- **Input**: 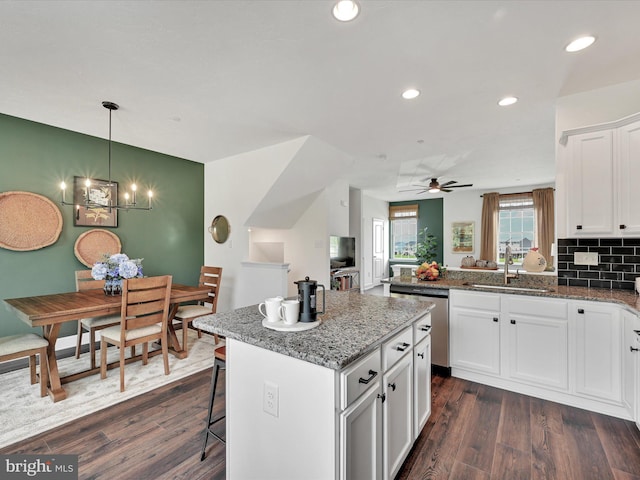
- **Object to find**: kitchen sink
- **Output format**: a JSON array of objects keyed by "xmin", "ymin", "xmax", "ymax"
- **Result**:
[{"xmin": 463, "ymin": 283, "xmax": 554, "ymax": 293}]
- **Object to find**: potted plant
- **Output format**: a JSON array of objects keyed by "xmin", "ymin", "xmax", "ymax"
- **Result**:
[
  {"xmin": 415, "ymin": 227, "xmax": 438, "ymax": 264},
  {"xmin": 414, "ymin": 227, "xmax": 446, "ymax": 280}
]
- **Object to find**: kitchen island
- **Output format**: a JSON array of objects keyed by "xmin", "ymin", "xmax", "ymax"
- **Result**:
[{"xmin": 193, "ymin": 290, "xmax": 434, "ymax": 480}]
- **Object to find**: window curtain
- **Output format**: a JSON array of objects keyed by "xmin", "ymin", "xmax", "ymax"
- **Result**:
[
  {"xmin": 480, "ymin": 192, "xmax": 499, "ymax": 262},
  {"xmin": 533, "ymin": 187, "xmax": 555, "ymax": 264}
]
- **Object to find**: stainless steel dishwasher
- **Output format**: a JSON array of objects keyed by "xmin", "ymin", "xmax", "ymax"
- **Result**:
[{"xmin": 389, "ymin": 285, "xmax": 450, "ymax": 376}]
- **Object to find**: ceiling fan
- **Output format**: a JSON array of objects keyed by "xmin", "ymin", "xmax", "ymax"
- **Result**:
[{"xmin": 400, "ymin": 177, "xmax": 474, "ymax": 194}]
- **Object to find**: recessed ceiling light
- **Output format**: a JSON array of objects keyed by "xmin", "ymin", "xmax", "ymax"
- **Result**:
[
  {"xmin": 565, "ymin": 35, "xmax": 596, "ymax": 52},
  {"xmin": 332, "ymin": 1, "xmax": 359, "ymax": 22},
  {"xmin": 498, "ymin": 96, "xmax": 518, "ymax": 107},
  {"xmin": 402, "ymin": 89, "xmax": 420, "ymax": 100}
]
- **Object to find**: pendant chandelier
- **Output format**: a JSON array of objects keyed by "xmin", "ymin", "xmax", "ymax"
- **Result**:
[{"xmin": 60, "ymin": 101, "xmax": 153, "ymax": 211}]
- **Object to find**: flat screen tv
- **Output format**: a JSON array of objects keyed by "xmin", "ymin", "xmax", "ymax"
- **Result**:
[{"xmin": 330, "ymin": 236, "xmax": 356, "ymax": 270}]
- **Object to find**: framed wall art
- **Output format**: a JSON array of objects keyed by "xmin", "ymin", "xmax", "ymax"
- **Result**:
[
  {"xmin": 73, "ymin": 176, "xmax": 118, "ymax": 227},
  {"xmin": 451, "ymin": 221, "xmax": 474, "ymax": 253}
]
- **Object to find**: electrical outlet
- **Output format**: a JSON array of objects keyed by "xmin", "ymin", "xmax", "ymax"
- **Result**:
[
  {"xmin": 263, "ymin": 381, "xmax": 279, "ymax": 417},
  {"xmin": 574, "ymin": 251, "xmax": 598, "ymax": 266}
]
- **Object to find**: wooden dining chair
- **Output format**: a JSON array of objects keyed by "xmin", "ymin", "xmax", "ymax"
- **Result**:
[
  {"xmin": 74, "ymin": 270, "xmax": 122, "ymax": 369},
  {"xmin": 173, "ymin": 266, "xmax": 222, "ymax": 354},
  {"xmin": 0, "ymin": 334, "xmax": 49, "ymax": 397},
  {"xmin": 100, "ymin": 275, "xmax": 172, "ymax": 392}
]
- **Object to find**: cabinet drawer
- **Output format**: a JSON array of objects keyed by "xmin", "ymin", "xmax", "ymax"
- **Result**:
[
  {"xmin": 383, "ymin": 327, "xmax": 413, "ymax": 371},
  {"xmin": 507, "ymin": 295, "xmax": 567, "ymax": 319},
  {"xmin": 340, "ymin": 348, "xmax": 381, "ymax": 410},
  {"xmin": 451, "ymin": 290, "xmax": 500, "ymax": 311},
  {"xmin": 413, "ymin": 313, "xmax": 432, "ymax": 344}
]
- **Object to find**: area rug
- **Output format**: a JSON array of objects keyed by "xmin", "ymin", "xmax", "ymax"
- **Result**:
[{"xmin": 0, "ymin": 330, "xmax": 219, "ymax": 449}]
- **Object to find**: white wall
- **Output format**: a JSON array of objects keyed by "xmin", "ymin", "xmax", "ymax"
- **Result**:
[
  {"xmin": 361, "ymin": 194, "xmax": 389, "ymax": 289},
  {"xmin": 205, "ymin": 137, "xmax": 349, "ymax": 310},
  {"xmin": 204, "ymin": 139, "xmax": 297, "ymax": 312},
  {"xmin": 556, "ymin": 79, "xmax": 640, "ymax": 135},
  {"xmin": 250, "ymin": 190, "xmax": 333, "ymax": 298},
  {"xmin": 328, "ymin": 178, "xmax": 350, "ymax": 238}
]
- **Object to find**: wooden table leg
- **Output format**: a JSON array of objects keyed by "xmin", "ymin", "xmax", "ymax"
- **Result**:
[
  {"xmin": 166, "ymin": 303, "xmax": 188, "ymax": 359},
  {"xmin": 43, "ymin": 324, "xmax": 67, "ymax": 402}
]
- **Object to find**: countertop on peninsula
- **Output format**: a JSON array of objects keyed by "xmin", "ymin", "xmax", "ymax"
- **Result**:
[
  {"xmin": 193, "ymin": 291, "xmax": 434, "ymax": 371},
  {"xmin": 384, "ymin": 276, "xmax": 640, "ymax": 315}
]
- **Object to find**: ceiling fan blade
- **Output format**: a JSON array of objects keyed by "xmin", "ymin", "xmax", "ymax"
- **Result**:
[
  {"xmin": 399, "ymin": 188, "xmax": 428, "ymax": 194},
  {"xmin": 446, "ymin": 183, "xmax": 474, "ymax": 188},
  {"xmin": 440, "ymin": 188, "xmax": 453, "ymax": 193},
  {"xmin": 439, "ymin": 180, "xmax": 457, "ymax": 188}
]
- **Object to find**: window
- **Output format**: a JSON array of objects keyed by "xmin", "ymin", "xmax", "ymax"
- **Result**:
[
  {"xmin": 390, "ymin": 204, "xmax": 418, "ymax": 260},
  {"xmin": 498, "ymin": 193, "xmax": 534, "ymax": 265}
]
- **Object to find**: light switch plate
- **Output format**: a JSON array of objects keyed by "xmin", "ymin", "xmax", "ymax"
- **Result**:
[{"xmin": 574, "ymin": 251, "xmax": 598, "ymax": 266}]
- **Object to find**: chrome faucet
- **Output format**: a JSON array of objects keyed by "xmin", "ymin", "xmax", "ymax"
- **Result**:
[{"xmin": 504, "ymin": 243, "xmax": 518, "ymax": 285}]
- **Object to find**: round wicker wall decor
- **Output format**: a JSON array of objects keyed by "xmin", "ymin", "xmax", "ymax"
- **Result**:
[
  {"xmin": 0, "ymin": 191, "xmax": 63, "ymax": 251},
  {"xmin": 74, "ymin": 229, "xmax": 122, "ymax": 267}
]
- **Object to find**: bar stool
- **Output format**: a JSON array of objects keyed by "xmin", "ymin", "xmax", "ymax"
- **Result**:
[{"xmin": 200, "ymin": 345, "xmax": 226, "ymax": 461}]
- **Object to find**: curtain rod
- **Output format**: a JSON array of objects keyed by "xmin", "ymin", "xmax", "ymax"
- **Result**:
[{"xmin": 479, "ymin": 188, "xmax": 554, "ymax": 198}]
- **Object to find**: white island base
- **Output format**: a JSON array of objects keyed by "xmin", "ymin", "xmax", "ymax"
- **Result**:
[{"xmin": 226, "ymin": 338, "xmax": 337, "ymax": 479}]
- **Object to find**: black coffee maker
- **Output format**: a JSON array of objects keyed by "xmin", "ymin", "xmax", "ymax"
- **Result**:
[{"xmin": 295, "ymin": 276, "xmax": 325, "ymax": 322}]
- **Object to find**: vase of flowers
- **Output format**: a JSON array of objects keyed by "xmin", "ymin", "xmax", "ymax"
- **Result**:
[{"xmin": 91, "ymin": 253, "xmax": 144, "ymax": 295}]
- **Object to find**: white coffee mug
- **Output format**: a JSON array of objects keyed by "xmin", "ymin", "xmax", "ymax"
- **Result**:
[
  {"xmin": 258, "ymin": 296, "xmax": 283, "ymax": 323},
  {"xmin": 278, "ymin": 300, "xmax": 300, "ymax": 325}
]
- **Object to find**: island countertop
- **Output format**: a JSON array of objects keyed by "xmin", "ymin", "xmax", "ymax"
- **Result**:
[{"xmin": 193, "ymin": 290, "xmax": 434, "ymax": 370}]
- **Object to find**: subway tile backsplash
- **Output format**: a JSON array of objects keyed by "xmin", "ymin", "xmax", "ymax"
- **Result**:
[{"xmin": 557, "ymin": 238, "xmax": 640, "ymax": 290}]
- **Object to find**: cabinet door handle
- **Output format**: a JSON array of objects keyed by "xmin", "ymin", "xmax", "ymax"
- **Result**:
[
  {"xmin": 577, "ymin": 225, "xmax": 583, "ymax": 230},
  {"xmin": 377, "ymin": 393, "xmax": 386, "ymax": 403},
  {"xmin": 510, "ymin": 319, "xmax": 516, "ymax": 325},
  {"xmin": 493, "ymin": 317, "xmax": 499, "ymax": 322},
  {"xmin": 620, "ymin": 224, "xmax": 627, "ymax": 229},
  {"xmin": 358, "ymin": 369, "xmax": 378, "ymax": 384},
  {"xmin": 631, "ymin": 346, "xmax": 639, "ymax": 353},
  {"xmin": 420, "ymin": 325, "xmax": 431, "ymax": 332},
  {"xmin": 396, "ymin": 342, "xmax": 410, "ymax": 352},
  {"xmin": 417, "ymin": 352, "xmax": 424, "ymax": 359},
  {"xmin": 577, "ymin": 308, "xmax": 584, "ymax": 314},
  {"xmin": 388, "ymin": 382, "xmax": 396, "ymax": 391}
]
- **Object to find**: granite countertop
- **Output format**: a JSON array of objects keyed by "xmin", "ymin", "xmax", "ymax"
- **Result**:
[
  {"xmin": 385, "ymin": 276, "xmax": 640, "ymax": 315},
  {"xmin": 193, "ymin": 291, "xmax": 434, "ymax": 371}
]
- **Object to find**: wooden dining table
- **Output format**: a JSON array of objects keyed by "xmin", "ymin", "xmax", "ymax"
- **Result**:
[{"xmin": 3, "ymin": 284, "xmax": 211, "ymax": 402}]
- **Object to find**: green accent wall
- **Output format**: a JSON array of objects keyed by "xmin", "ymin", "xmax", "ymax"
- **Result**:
[
  {"xmin": 0, "ymin": 113, "xmax": 204, "ymax": 339},
  {"xmin": 389, "ymin": 198, "xmax": 444, "ymax": 265}
]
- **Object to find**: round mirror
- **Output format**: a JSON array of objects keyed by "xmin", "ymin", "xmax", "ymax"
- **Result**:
[{"xmin": 209, "ymin": 215, "xmax": 230, "ymax": 244}]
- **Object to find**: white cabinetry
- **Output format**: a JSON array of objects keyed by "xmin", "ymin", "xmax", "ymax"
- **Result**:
[
  {"xmin": 560, "ymin": 112, "xmax": 640, "ymax": 237},
  {"xmin": 617, "ymin": 120, "xmax": 640, "ymax": 235},
  {"xmin": 340, "ymin": 382, "xmax": 383, "ymax": 480},
  {"xmin": 340, "ymin": 313, "xmax": 432, "ymax": 480},
  {"xmin": 565, "ymin": 130, "xmax": 615, "ymax": 236},
  {"xmin": 623, "ymin": 310, "xmax": 640, "ymax": 420},
  {"xmin": 450, "ymin": 290, "xmax": 633, "ymax": 420},
  {"xmin": 413, "ymin": 336, "xmax": 431, "ymax": 439},
  {"xmin": 572, "ymin": 301, "xmax": 622, "ymax": 404},
  {"xmin": 382, "ymin": 352, "xmax": 413, "ymax": 480},
  {"xmin": 450, "ymin": 290, "xmax": 501, "ymax": 376},
  {"xmin": 503, "ymin": 296, "xmax": 568, "ymax": 391}
]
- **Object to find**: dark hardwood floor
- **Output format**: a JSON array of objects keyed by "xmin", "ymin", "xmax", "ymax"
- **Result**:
[{"xmin": 2, "ymin": 370, "xmax": 640, "ymax": 480}]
